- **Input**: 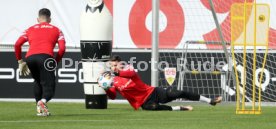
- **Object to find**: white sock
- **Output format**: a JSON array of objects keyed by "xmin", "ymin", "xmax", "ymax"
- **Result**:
[
  {"xmin": 41, "ymin": 99, "xmax": 47, "ymax": 103},
  {"xmin": 171, "ymin": 106, "xmax": 181, "ymax": 111},
  {"xmin": 199, "ymin": 96, "xmax": 211, "ymax": 103}
]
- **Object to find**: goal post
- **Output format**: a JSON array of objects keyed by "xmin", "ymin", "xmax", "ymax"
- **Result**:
[
  {"xmin": 151, "ymin": 0, "xmax": 160, "ymax": 87},
  {"xmin": 155, "ymin": 0, "xmax": 276, "ymax": 113},
  {"xmin": 159, "ymin": 43, "xmax": 234, "ymax": 101}
]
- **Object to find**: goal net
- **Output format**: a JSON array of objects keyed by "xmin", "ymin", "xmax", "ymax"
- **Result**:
[{"xmin": 158, "ymin": 0, "xmax": 276, "ymax": 103}]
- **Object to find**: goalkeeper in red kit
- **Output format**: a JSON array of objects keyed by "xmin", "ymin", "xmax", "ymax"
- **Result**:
[
  {"xmin": 14, "ymin": 8, "xmax": 66, "ymax": 116},
  {"xmin": 105, "ymin": 55, "xmax": 222, "ymax": 111}
]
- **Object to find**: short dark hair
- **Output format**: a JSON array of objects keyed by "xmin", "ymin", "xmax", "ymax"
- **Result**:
[
  {"xmin": 110, "ymin": 55, "xmax": 121, "ymax": 62},
  {"xmin": 39, "ymin": 8, "xmax": 51, "ymax": 18}
]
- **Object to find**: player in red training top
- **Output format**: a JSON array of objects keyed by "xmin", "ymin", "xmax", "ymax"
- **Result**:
[
  {"xmin": 14, "ymin": 8, "xmax": 66, "ymax": 116},
  {"xmin": 105, "ymin": 55, "xmax": 222, "ymax": 111}
]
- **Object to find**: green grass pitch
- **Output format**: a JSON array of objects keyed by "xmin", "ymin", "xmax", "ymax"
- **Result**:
[{"xmin": 0, "ymin": 102, "xmax": 275, "ymax": 129}]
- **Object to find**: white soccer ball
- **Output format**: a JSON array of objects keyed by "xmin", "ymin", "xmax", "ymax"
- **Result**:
[{"xmin": 98, "ymin": 72, "xmax": 113, "ymax": 89}]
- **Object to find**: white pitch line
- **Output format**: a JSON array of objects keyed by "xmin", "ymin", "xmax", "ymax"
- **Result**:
[
  {"xmin": 0, "ymin": 98, "xmax": 128, "ymax": 104},
  {"xmin": 0, "ymin": 120, "xmax": 114, "ymax": 123},
  {"xmin": 0, "ymin": 117, "xmax": 216, "ymax": 123},
  {"xmin": 0, "ymin": 119, "xmax": 153, "ymax": 123}
]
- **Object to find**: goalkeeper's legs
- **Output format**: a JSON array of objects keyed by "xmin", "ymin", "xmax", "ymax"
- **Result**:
[
  {"xmin": 26, "ymin": 54, "xmax": 56, "ymax": 116},
  {"xmin": 33, "ymin": 82, "xmax": 42, "ymax": 103},
  {"xmin": 141, "ymin": 87, "xmax": 193, "ymax": 111},
  {"xmin": 26, "ymin": 56, "xmax": 43, "ymax": 103},
  {"xmin": 28, "ymin": 54, "xmax": 56, "ymax": 102},
  {"xmin": 37, "ymin": 68, "xmax": 55, "ymax": 115},
  {"xmin": 141, "ymin": 100, "xmax": 193, "ymax": 111},
  {"xmin": 27, "ymin": 54, "xmax": 56, "ymax": 102},
  {"xmin": 165, "ymin": 87, "xmax": 222, "ymax": 106},
  {"xmin": 166, "ymin": 87, "xmax": 200, "ymax": 101},
  {"xmin": 39, "ymin": 64, "xmax": 56, "ymax": 102},
  {"xmin": 142, "ymin": 103, "xmax": 173, "ymax": 110}
]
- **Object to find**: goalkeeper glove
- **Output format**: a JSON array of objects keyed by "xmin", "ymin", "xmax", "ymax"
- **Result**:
[
  {"xmin": 18, "ymin": 59, "xmax": 31, "ymax": 76},
  {"xmin": 112, "ymin": 72, "xmax": 119, "ymax": 76}
]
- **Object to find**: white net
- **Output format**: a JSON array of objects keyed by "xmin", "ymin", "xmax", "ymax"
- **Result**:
[
  {"xmin": 159, "ymin": 44, "xmax": 234, "ymax": 101},
  {"xmin": 158, "ymin": 0, "xmax": 276, "ymax": 102}
]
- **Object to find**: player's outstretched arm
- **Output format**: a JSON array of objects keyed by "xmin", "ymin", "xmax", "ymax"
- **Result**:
[{"xmin": 105, "ymin": 87, "xmax": 117, "ymax": 100}]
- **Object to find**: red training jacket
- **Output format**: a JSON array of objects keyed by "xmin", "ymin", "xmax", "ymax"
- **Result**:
[
  {"xmin": 14, "ymin": 22, "xmax": 66, "ymax": 62},
  {"xmin": 106, "ymin": 65, "xmax": 155, "ymax": 110}
]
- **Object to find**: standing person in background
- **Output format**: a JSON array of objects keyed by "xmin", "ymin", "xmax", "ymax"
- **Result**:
[{"xmin": 14, "ymin": 8, "xmax": 66, "ymax": 116}]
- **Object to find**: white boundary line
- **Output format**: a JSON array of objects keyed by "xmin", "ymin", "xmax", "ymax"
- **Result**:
[
  {"xmin": 0, "ymin": 98, "xmax": 128, "ymax": 104},
  {"xmin": 0, "ymin": 118, "xmax": 198, "ymax": 123},
  {"xmin": 0, "ymin": 120, "xmax": 116, "ymax": 123}
]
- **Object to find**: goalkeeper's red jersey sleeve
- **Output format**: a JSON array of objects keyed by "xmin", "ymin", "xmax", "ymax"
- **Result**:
[
  {"xmin": 14, "ymin": 22, "xmax": 66, "ymax": 62},
  {"xmin": 106, "ymin": 87, "xmax": 117, "ymax": 100},
  {"xmin": 117, "ymin": 65, "xmax": 136, "ymax": 77},
  {"xmin": 111, "ymin": 65, "xmax": 155, "ymax": 110}
]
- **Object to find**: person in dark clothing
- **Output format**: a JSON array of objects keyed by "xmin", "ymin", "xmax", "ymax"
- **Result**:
[{"xmin": 14, "ymin": 8, "xmax": 66, "ymax": 116}]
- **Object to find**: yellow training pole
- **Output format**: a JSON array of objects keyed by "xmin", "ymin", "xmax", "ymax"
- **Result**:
[
  {"xmin": 257, "ymin": 4, "xmax": 270, "ymax": 114},
  {"xmin": 242, "ymin": 0, "xmax": 247, "ymax": 111},
  {"xmin": 252, "ymin": 1, "xmax": 257, "ymax": 112},
  {"xmin": 231, "ymin": 4, "xmax": 241, "ymax": 113},
  {"xmin": 232, "ymin": 2, "xmax": 269, "ymax": 114}
]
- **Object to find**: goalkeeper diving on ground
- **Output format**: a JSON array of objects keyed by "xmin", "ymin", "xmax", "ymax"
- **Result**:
[{"xmin": 98, "ymin": 55, "xmax": 222, "ymax": 111}]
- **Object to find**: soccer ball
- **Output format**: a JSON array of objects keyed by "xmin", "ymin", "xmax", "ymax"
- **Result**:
[{"xmin": 98, "ymin": 72, "xmax": 113, "ymax": 89}]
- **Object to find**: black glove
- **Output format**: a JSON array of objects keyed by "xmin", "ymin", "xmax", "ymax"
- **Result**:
[{"xmin": 113, "ymin": 72, "xmax": 119, "ymax": 76}]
